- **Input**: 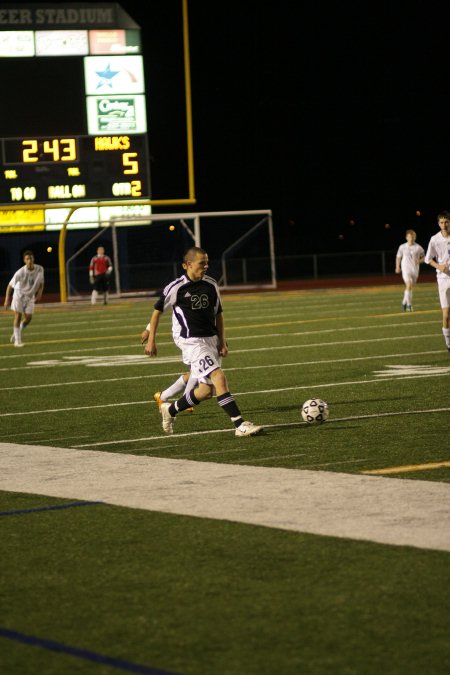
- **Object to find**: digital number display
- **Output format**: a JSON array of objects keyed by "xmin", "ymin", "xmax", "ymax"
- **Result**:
[
  {"xmin": 0, "ymin": 134, "xmax": 151, "ymax": 204},
  {"xmin": 5, "ymin": 138, "xmax": 78, "ymax": 164}
]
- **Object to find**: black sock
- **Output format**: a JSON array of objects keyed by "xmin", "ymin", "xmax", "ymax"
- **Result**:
[
  {"xmin": 217, "ymin": 392, "xmax": 243, "ymax": 428},
  {"xmin": 169, "ymin": 390, "xmax": 200, "ymax": 416}
]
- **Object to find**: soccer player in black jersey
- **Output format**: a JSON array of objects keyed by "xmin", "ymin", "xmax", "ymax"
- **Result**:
[{"xmin": 143, "ymin": 246, "xmax": 262, "ymax": 436}]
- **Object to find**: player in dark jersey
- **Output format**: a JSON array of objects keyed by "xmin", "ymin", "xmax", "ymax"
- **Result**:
[
  {"xmin": 89, "ymin": 246, "xmax": 113, "ymax": 305},
  {"xmin": 143, "ymin": 246, "xmax": 262, "ymax": 437}
]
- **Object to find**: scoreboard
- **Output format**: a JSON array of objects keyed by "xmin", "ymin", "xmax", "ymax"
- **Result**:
[
  {"xmin": 0, "ymin": 2, "xmax": 152, "ymax": 228},
  {"xmin": 0, "ymin": 134, "xmax": 150, "ymax": 204}
]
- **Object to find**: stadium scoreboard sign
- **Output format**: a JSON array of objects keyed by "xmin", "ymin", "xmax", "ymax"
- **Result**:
[
  {"xmin": 0, "ymin": 134, "xmax": 150, "ymax": 204},
  {"xmin": 0, "ymin": 2, "xmax": 151, "ymax": 229}
]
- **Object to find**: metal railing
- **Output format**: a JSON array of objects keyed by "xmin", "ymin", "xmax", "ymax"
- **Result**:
[{"xmin": 1, "ymin": 249, "xmax": 436, "ymax": 299}]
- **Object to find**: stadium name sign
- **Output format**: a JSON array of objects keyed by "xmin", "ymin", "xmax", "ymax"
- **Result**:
[{"xmin": 0, "ymin": 5, "xmax": 118, "ymax": 29}]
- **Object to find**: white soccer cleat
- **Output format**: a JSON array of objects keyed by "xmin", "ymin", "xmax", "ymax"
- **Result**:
[
  {"xmin": 14, "ymin": 342, "xmax": 24, "ymax": 348},
  {"xmin": 160, "ymin": 402, "xmax": 175, "ymax": 434},
  {"xmin": 235, "ymin": 421, "xmax": 263, "ymax": 437}
]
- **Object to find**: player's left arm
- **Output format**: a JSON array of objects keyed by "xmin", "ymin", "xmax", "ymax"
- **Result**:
[
  {"xmin": 216, "ymin": 312, "xmax": 228, "ymax": 357},
  {"xmin": 107, "ymin": 257, "xmax": 113, "ymax": 275},
  {"xmin": 35, "ymin": 273, "xmax": 44, "ymax": 302}
]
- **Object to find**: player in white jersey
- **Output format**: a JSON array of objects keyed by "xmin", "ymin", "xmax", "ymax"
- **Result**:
[
  {"xmin": 4, "ymin": 250, "xmax": 45, "ymax": 347},
  {"xmin": 395, "ymin": 229, "xmax": 425, "ymax": 311},
  {"xmin": 424, "ymin": 211, "xmax": 450, "ymax": 354}
]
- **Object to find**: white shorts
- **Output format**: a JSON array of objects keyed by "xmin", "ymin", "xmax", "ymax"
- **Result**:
[
  {"xmin": 437, "ymin": 275, "xmax": 450, "ymax": 309},
  {"xmin": 11, "ymin": 294, "xmax": 35, "ymax": 314},
  {"xmin": 401, "ymin": 270, "xmax": 419, "ymax": 284},
  {"xmin": 178, "ymin": 335, "xmax": 222, "ymax": 380}
]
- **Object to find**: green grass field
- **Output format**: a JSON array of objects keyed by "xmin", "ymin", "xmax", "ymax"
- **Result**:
[{"xmin": 1, "ymin": 282, "xmax": 449, "ymax": 674}]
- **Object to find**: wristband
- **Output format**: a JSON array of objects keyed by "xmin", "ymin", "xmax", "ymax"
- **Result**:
[{"xmin": 145, "ymin": 323, "xmax": 151, "ymax": 331}]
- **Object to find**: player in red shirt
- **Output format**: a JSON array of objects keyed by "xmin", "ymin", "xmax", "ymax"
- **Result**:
[{"xmin": 89, "ymin": 246, "xmax": 113, "ymax": 305}]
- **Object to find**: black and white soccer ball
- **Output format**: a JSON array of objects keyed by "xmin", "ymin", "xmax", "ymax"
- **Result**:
[{"xmin": 301, "ymin": 398, "xmax": 329, "ymax": 424}]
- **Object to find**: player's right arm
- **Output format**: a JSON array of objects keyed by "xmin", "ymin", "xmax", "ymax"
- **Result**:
[
  {"xmin": 89, "ymin": 257, "xmax": 95, "ymax": 284},
  {"xmin": 3, "ymin": 283, "xmax": 12, "ymax": 308},
  {"xmin": 425, "ymin": 242, "xmax": 447, "ymax": 272},
  {"xmin": 395, "ymin": 245, "xmax": 403, "ymax": 273},
  {"xmin": 144, "ymin": 309, "xmax": 162, "ymax": 356}
]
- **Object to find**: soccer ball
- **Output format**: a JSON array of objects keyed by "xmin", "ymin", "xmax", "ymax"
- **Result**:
[{"xmin": 301, "ymin": 398, "xmax": 329, "ymax": 424}]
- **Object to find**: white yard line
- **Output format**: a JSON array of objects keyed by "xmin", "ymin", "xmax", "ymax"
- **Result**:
[
  {"xmin": 0, "ymin": 349, "xmax": 444, "ymax": 390},
  {"xmin": 1, "ymin": 442, "xmax": 449, "ymax": 553}
]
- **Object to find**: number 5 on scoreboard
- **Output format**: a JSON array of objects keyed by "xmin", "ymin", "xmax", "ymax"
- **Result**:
[{"xmin": 122, "ymin": 152, "xmax": 139, "ymax": 174}]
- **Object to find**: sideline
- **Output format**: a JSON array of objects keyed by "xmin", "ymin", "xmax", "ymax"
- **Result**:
[{"xmin": 1, "ymin": 443, "xmax": 450, "ymax": 553}]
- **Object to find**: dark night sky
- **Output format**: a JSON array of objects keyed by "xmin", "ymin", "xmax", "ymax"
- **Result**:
[
  {"xmin": 120, "ymin": 0, "xmax": 450, "ymax": 255},
  {"xmin": 2, "ymin": 0, "xmax": 450, "ymax": 256}
]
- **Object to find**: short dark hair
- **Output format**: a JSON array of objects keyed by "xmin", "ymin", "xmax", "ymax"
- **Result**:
[
  {"xmin": 437, "ymin": 211, "xmax": 450, "ymax": 221},
  {"xmin": 23, "ymin": 250, "xmax": 34, "ymax": 258},
  {"xmin": 183, "ymin": 246, "xmax": 207, "ymax": 263}
]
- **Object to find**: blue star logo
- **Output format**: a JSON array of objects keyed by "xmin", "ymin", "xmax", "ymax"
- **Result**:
[{"xmin": 95, "ymin": 63, "xmax": 119, "ymax": 89}]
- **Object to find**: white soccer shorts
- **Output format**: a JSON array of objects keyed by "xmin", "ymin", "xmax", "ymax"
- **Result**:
[
  {"xmin": 401, "ymin": 270, "xmax": 419, "ymax": 285},
  {"xmin": 11, "ymin": 294, "xmax": 35, "ymax": 314},
  {"xmin": 178, "ymin": 335, "xmax": 222, "ymax": 380},
  {"xmin": 437, "ymin": 275, "xmax": 450, "ymax": 309}
]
